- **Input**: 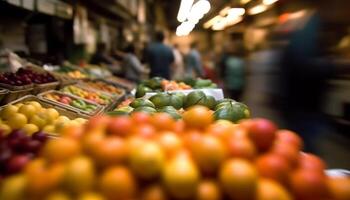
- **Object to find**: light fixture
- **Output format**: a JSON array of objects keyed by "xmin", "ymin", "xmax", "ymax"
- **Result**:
[
  {"xmin": 240, "ymin": 0, "xmax": 252, "ymax": 4},
  {"xmin": 226, "ymin": 16, "xmax": 243, "ymax": 26},
  {"xmin": 263, "ymin": 0, "xmax": 278, "ymax": 5},
  {"xmin": 176, "ymin": 0, "xmax": 211, "ymax": 35},
  {"xmin": 227, "ymin": 8, "xmax": 245, "ymax": 17},
  {"xmin": 248, "ymin": 4, "xmax": 268, "ymax": 15},
  {"xmin": 219, "ymin": 6, "xmax": 231, "ymax": 16},
  {"xmin": 177, "ymin": 0, "xmax": 194, "ymax": 22}
]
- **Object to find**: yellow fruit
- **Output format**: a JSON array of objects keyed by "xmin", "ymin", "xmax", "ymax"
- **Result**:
[
  {"xmin": 22, "ymin": 124, "xmax": 39, "ymax": 135},
  {"xmin": 0, "ymin": 174, "xmax": 27, "ymax": 200},
  {"xmin": 30, "ymin": 115, "xmax": 47, "ymax": 129},
  {"xmin": 45, "ymin": 191, "xmax": 72, "ymax": 200},
  {"xmin": 43, "ymin": 125, "xmax": 56, "ymax": 133},
  {"xmin": 18, "ymin": 104, "xmax": 36, "ymax": 118},
  {"xmin": 27, "ymin": 101, "xmax": 42, "ymax": 112},
  {"xmin": 77, "ymin": 193, "xmax": 105, "ymax": 200},
  {"xmin": 0, "ymin": 105, "xmax": 19, "ymax": 120},
  {"xmin": 56, "ymin": 116, "xmax": 70, "ymax": 123},
  {"xmin": 14, "ymin": 103, "xmax": 24, "ymax": 108},
  {"xmin": 74, "ymin": 118, "xmax": 87, "ymax": 124},
  {"xmin": 0, "ymin": 124, "xmax": 11, "ymax": 135},
  {"xmin": 8, "ymin": 113, "xmax": 27, "ymax": 129},
  {"xmin": 47, "ymin": 108, "xmax": 59, "ymax": 122},
  {"xmin": 63, "ymin": 156, "xmax": 95, "ymax": 194}
]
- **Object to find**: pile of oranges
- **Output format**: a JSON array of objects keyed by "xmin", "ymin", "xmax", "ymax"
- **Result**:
[{"xmin": 0, "ymin": 105, "xmax": 349, "ymax": 200}]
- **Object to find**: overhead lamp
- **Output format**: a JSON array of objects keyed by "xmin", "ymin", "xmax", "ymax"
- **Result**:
[
  {"xmin": 263, "ymin": 0, "xmax": 278, "ymax": 5},
  {"xmin": 195, "ymin": 0, "xmax": 211, "ymax": 15},
  {"xmin": 240, "ymin": 0, "xmax": 252, "ymax": 4},
  {"xmin": 248, "ymin": 4, "xmax": 268, "ymax": 15},
  {"xmin": 176, "ymin": 21, "xmax": 195, "ymax": 36},
  {"xmin": 227, "ymin": 8, "xmax": 245, "ymax": 17},
  {"xmin": 211, "ymin": 16, "xmax": 227, "ymax": 31},
  {"xmin": 219, "ymin": 6, "xmax": 231, "ymax": 16},
  {"xmin": 226, "ymin": 16, "xmax": 243, "ymax": 26},
  {"xmin": 177, "ymin": 0, "xmax": 194, "ymax": 22},
  {"xmin": 204, "ymin": 15, "xmax": 223, "ymax": 29}
]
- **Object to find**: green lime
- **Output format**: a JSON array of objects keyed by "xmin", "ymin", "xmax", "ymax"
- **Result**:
[
  {"xmin": 149, "ymin": 93, "xmax": 171, "ymax": 109},
  {"xmin": 130, "ymin": 98, "xmax": 155, "ymax": 108}
]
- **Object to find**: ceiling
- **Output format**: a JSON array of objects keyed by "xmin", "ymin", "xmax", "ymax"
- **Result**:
[{"xmin": 159, "ymin": 0, "xmax": 228, "ymax": 30}]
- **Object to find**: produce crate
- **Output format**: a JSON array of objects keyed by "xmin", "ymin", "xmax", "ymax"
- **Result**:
[
  {"xmin": 61, "ymin": 84, "xmax": 117, "ymax": 111},
  {"xmin": 105, "ymin": 76, "xmax": 136, "ymax": 92},
  {"xmin": 38, "ymin": 90, "xmax": 103, "ymax": 116},
  {"xmin": 0, "ymin": 82, "xmax": 33, "ymax": 91},
  {"xmin": 80, "ymin": 79, "xmax": 126, "ymax": 98},
  {"xmin": 76, "ymin": 83, "xmax": 124, "ymax": 112},
  {"xmin": 0, "ymin": 87, "xmax": 33, "ymax": 105},
  {"xmin": 50, "ymin": 71, "xmax": 77, "ymax": 88},
  {"xmin": 32, "ymin": 81, "xmax": 60, "ymax": 94},
  {"xmin": 0, "ymin": 95, "xmax": 89, "ymax": 119},
  {"xmin": 0, "ymin": 88, "xmax": 8, "ymax": 103}
]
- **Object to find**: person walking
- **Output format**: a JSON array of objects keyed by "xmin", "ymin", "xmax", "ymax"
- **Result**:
[
  {"xmin": 171, "ymin": 44, "xmax": 184, "ymax": 80},
  {"xmin": 145, "ymin": 31, "xmax": 174, "ymax": 79},
  {"xmin": 185, "ymin": 42, "xmax": 204, "ymax": 78}
]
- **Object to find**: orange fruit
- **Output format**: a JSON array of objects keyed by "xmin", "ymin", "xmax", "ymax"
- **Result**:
[
  {"xmin": 256, "ymin": 178, "xmax": 292, "ymax": 200},
  {"xmin": 196, "ymin": 180, "xmax": 222, "ymax": 200},
  {"xmin": 91, "ymin": 136, "xmax": 128, "ymax": 166},
  {"xmin": 151, "ymin": 113, "xmax": 175, "ymax": 131},
  {"xmin": 129, "ymin": 141, "xmax": 164, "ymax": 180},
  {"xmin": 271, "ymin": 142, "xmax": 299, "ymax": 167},
  {"xmin": 140, "ymin": 184, "xmax": 167, "ymax": 200},
  {"xmin": 227, "ymin": 136, "xmax": 256, "ymax": 160},
  {"xmin": 99, "ymin": 166, "xmax": 137, "ymax": 200},
  {"xmin": 173, "ymin": 119, "xmax": 185, "ymax": 134},
  {"xmin": 131, "ymin": 112, "xmax": 152, "ymax": 124},
  {"xmin": 183, "ymin": 106, "xmax": 214, "ymax": 129},
  {"xmin": 327, "ymin": 176, "xmax": 350, "ymax": 200},
  {"xmin": 256, "ymin": 153, "xmax": 291, "ymax": 184},
  {"xmin": 163, "ymin": 153, "xmax": 200, "ymax": 200},
  {"xmin": 191, "ymin": 135, "xmax": 227, "ymax": 175},
  {"xmin": 106, "ymin": 116, "xmax": 132, "ymax": 137},
  {"xmin": 276, "ymin": 129, "xmax": 303, "ymax": 150},
  {"xmin": 85, "ymin": 115, "xmax": 110, "ymax": 131},
  {"xmin": 289, "ymin": 168, "xmax": 328, "ymax": 199},
  {"xmin": 82, "ymin": 132, "xmax": 104, "ymax": 156},
  {"xmin": 132, "ymin": 124, "xmax": 157, "ymax": 139},
  {"xmin": 298, "ymin": 153, "xmax": 326, "ymax": 173},
  {"xmin": 247, "ymin": 118, "xmax": 277, "ymax": 152},
  {"xmin": 230, "ymin": 126, "xmax": 248, "ymax": 139},
  {"xmin": 61, "ymin": 125, "xmax": 84, "ymax": 140},
  {"xmin": 182, "ymin": 129, "xmax": 202, "ymax": 149},
  {"xmin": 206, "ymin": 122, "xmax": 233, "ymax": 141},
  {"xmin": 157, "ymin": 131, "xmax": 183, "ymax": 158},
  {"xmin": 42, "ymin": 138, "xmax": 81, "ymax": 163},
  {"xmin": 219, "ymin": 159, "xmax": 258, "ymax": 200}
]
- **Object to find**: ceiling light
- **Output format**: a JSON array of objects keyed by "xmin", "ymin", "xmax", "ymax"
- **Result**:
[
  {"xmin": 177, "ymin": 0, "xmax": 194, "ymax": 22},
  {"xmin": 248, "ymin": 4, "xmax": 268, "ymax": 15},
  {"xmin": 204, "ymin": 15, "xmax": 223, "ymax": 29},
  {"xmin": 195, "ymin": 0, "xmax": 211, "ymax": 14},
  {"xmin": 227, "ymin": 8, "xmax": 245, "ymax": 17},
  {"xmin": 263, "ymin": 0, "xmax": 278, "ymax": 5},
  {"xmin": 240, "ymin": 0, "xmax": 252, "ymax": 4},
  {"xmin": 219, "ymin": 6, "xmax": 231, "ymax": 16}
]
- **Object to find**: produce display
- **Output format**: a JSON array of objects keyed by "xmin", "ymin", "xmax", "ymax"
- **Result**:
[
  {"xmin": 61, "ymin": 85, "xmax": 113, "ymax": 106},
  {"xmin": 42, "ymin": 92, "xmax": 100, "ymax": 115},
  {"xmin": 112, "ymin": 91, "xmax": 250, "ymax": 123},
  {"xmin": 0, "ymin": 109, "xmax": 348, "ymax": 200},
  {"xmin": 82, "ymin": 80, "xmax": 125, "ymax": 96},
  {"xmin": 182, "ymin": 77, "xmax": 218, "ymax": 89},
  {"xmin": 55, "ymin": 65, "xmax": 88, "ymax": 79},
  {"xmin": 0, "ymin": 130, "xmax": 49, "ymax": 177},
  {"xmin": 0, "ymin": 68, "xmax": 56, "ymax": 86},
  {"xmin": 0, "ymin": 101, "xmax": 87, "ymax": 135}
]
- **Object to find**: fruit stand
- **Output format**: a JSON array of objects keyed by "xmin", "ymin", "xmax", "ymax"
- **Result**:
[{"xmin": 0, "ymin": 57, "xmax": 349, "ymax": 200}]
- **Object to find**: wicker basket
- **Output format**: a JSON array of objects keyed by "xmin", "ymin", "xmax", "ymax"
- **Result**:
[
  {"xmin": 32, "ymin": 81, "xmax": 60, "ymax": 95},
  {"xmin": 0, "ymin": 95, "xmax": 89, "ymax": 119},
  {"xmin": 38, "ymin": 90, "xmax": 104, "ymax": 116},
  {"xmin": 0, "ymin": 87, "xmax": 33, "ymax": 105}
]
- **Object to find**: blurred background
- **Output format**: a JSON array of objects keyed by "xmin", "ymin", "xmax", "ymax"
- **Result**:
[{"xmin": 0, "ymin": 0, "xmax": 350, "ymax": 168}]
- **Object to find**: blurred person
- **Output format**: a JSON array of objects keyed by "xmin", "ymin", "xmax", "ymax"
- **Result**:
[
  {"xmin": 91, "ymin": 43, "xmax": 117, "ymax": 65},
  {"xmin": 145, "ymin": 31, "xmax": 174, "ymax": 79},
  {"xmin": 116, "ymin": 44, "xmax": 148, "ymax": 83},
  {"xmin": 275, "ymin": 2, "xmax": 350, "ymax": 154},
  {"xmin": 171, "ymin": 43, "xmax": 184, "ymax": 80},
  {"xmin": 184, "ymin": 42, "xmax": 204, "ymax": 78},
  {"xmin": 224, "ymin": 42, "xmax": 246, "ymax": 101}
]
